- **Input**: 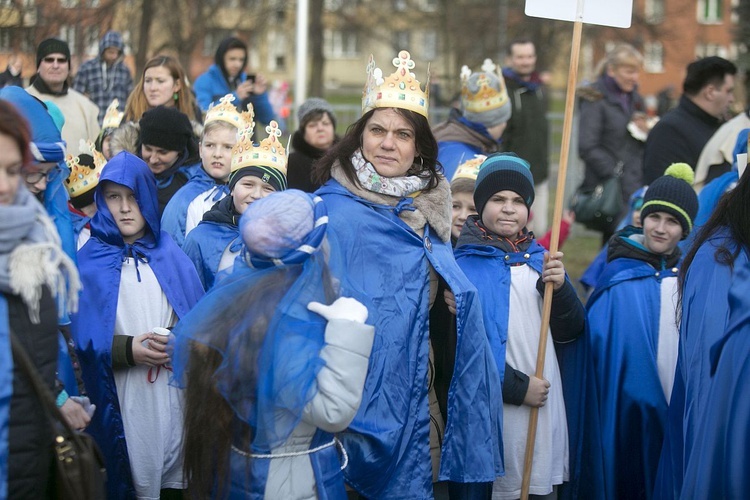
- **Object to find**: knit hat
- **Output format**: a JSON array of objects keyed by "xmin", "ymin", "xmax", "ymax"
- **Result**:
[
  {"xmin": 461, "ymin": 61, "xmax": 512, "ymax": 129},
  {"xmin": 297, "ymin": 98, "xmax": 336, "ymax": 130},
  {"xmin": 640, "ymin": 163, "xmax": 698, "ymax": 237},
  {"xmin": 229, "ymin": 166, "xmax": 287, "ymax": 193},
  {"xmin": 139, "ymin": 106, "xmax": 193, "ymax": 152},
  {"xmin": 473, "ymin": 152, "xmax": 535, "ymax": 216},
  {"xmin": 36, "ymin": 38, "xmax": 71, "ymax": 68}
]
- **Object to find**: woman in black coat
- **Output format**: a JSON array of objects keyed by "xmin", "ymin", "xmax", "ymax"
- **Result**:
[{"xmin": 287, "ymin": 98, "xmax": 339, "ymax": 192}]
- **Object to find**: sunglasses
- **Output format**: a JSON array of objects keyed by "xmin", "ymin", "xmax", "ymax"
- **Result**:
[{"xmin": 43, "ymin": 56, "xmax": 68, "ymax": 64}]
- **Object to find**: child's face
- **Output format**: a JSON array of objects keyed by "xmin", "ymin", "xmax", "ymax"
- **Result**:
[
  {"xmin": 451, "ymin": 191, "xmax": 477, "ymax": 240},
  {"xmin": 481, "ymin": 190, "xmax": 529, "ymax": 238},
  {"xmin": 102, "ymin": 182, "xmax": 147, "ymax": 244},
  {"xmin": 231, "ymin": 175, "xmax": 276, "ymax": 214},
  {"xmin": 642, "ymin": 211, "xmax": 682, "ymax": 255},
  {"xmin": 200, "ymin": 127, "xmax": 236, "ymax": 182}
]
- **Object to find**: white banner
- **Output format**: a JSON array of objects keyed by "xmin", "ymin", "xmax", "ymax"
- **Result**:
[{"xmin": 525, "ymin": 0, "xmax": 633, "ymax": 28}]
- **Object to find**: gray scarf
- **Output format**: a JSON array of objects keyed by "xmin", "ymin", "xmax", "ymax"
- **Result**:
[{"xmin": 0, "ymin": 185, "xmax": 80, "ymax": 323}]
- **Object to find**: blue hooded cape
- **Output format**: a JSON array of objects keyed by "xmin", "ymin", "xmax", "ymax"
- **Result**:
[
  {"xmin": 653, "ymin": 230, "xmax": 749, "ymax": 499},
  {"xmin": 160, "ymin": 166, "xmax": 227, "ymax": 247},
  {"xmin": 585, "ymin": 243, "xmax": 680, "ymax": 499},
  {"xmin": 316, "ymin": 179, "xmax": 503, "ymax": 499},
  {"xmin": 454, "ymin": 237, "xmax": 601, "ymax": 500},
  {"xmin": 71, "ymin": 152, "xmax": 204, "ymax": 499},
  {"xmin": 679, "ymin": 261, "xmax": 750, "ymax": 498},
  {"xmin": 182, "ymin": 216, "xmax": 240, "ymax": 290},
  {"xmin": 0, "ymin": 296, "xmax": 11, "ymax": 500}
]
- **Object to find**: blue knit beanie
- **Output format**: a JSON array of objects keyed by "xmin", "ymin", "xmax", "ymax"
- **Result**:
[{"xmin": 474, "ymin": 152, "xmax": 535, "ymax": 216}]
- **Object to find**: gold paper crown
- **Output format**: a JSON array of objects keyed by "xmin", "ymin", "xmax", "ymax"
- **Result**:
[
  {"xmin": 65, "ymin": 140, "xmax": 106, "ymax": 198},
  {"xmin": 102, "ymin": 99, "xmax": 124, "ymax": 130},
  {"xmin": 231, "ymin": 120, "xmax": 287, "ymax": 175},
  {"xmin": 452, "ymin": 154, "xmax": 486, "ymax": 182},
  {"xmin": 204, "ymin": 94, "xmax": 254, "ymax": 129},
  {"xmin": 460, "ymin": 59, "xmax": 509, "ymax": 114},
  {"xmin": 362, "ymin": 50, "xmax": 430, "ymax": 118}
]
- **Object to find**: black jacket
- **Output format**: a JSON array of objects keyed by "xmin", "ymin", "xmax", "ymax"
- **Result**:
[
  {"xmin": 287, "ymin": 130, "xmax": 336, "ymax": 193},
  {"xmin": 501, "ymin": 69, "xmax": 549, "ymax": 183},
  {"xmin": 0, "ymin": 67, "xmax": 23, "ymax": 88},
  {"xmin": 6, "ymin": 287, "xmax": 58, "ymax": 498},
  {"xmin": 643, "ymin": 95, "xmax": 723, "ymax": 184}
]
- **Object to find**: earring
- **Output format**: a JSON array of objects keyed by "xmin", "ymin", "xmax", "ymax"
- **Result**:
[{"xmin": 173, "ymin": 92, "xmax": 179, "ymax": 101}]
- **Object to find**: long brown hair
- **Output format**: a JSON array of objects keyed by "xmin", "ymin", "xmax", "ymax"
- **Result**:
[
  {"xmin": 312, "ymin": 107, "xmax": 442, "ymax": 191},
  {"xmin": 0, "ymin": 100, "xmax": 32, "ymax": 169},
  {"xmin": 124, "ymin": 55, "xmax": 198, "ymax": 122}
]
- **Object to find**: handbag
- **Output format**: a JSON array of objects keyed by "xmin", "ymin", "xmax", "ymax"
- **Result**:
[
  {"xmin": 570, "ymin": 162, "xmax": 624, "ymax": 232},
  {"xmin": 10, "ymin": 332, "xmax": 107, "ymax": 500}
]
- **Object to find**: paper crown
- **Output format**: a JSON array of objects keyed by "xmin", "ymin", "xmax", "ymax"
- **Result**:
[
  {"xmin": 460, "ymin": 59, "xmax": 509, "ymax": 114},
  {"xmin": 102, "ymin": 99, "xmax": 124, "ymax": 130},
  {"xmin": 65, "ymin": 140, "xmax": 106, "ymax": 198},
  {"xmin": 362, "ymin": 50, "xmax": 430, "ymax": 118},
  {"xmin": 231, "ymin": 120, "xmax": 287, "ymax": 175},
  {"xmin": 452, "ymin": 154, "xmax": 486, "ymax": 182},
  {"xmin": 204, "ymin": 94, "xmax": 254, "ymax": 129}
]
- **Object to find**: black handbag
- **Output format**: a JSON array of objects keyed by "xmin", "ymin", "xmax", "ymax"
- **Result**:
[
  {"xmin": 570, "ymin": 162, "xmax": 624, "ymax": 232},
  {"xmin": 10, "ymin": 332, "xmax": 107, "ymax": 500}
]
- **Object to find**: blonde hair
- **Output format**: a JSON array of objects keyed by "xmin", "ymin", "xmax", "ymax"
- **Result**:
[
  {"xmin": 603, "ymin": 44, "xmax": 643, "ymax": 74},
  {"xmin": 124, "ymin": 55, "xmax": 198, "ymax": 122}
]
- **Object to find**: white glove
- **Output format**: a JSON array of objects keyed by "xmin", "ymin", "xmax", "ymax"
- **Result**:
[
  {"xmin": 307, "ymin": 297, "xmax": 369, "ymax": 324},
  {"xmin": 70, "ymin": 396, "xmax": 96, "ymax": 419}
]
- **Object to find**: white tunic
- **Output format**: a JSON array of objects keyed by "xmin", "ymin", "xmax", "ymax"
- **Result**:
[
  {"xmin": 657, "ymin": 275, "xmax": 679, "ymax": 401},
  {"xmin": 113, "ymin": 258, "xmax": 185, "ymax": 500},
  {"xmin": 493, "ymin": 264, "xmax": 568, "ymax": 500},
  {"xmin": 184, "ymin": 186, "xmax": 228, "ymax": 237}
]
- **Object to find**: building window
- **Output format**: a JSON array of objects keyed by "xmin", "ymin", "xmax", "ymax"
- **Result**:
[
  {"xmin": 60, "ymin": 0, "xmax": 79, "ymax": 7},
  {"xmin": 420, "ymin": 0, "xmax": 438, "ymax": 11},
  {"xmin": 267, "ymin": 30, "xmax": 286, "ymax": 71},
  {"xmin": 324, "ymin": 30, "xmax": 358, "ymax": 59},
  {"xmin": 0, "ymin": 30, "xmax": 11, "ymax": 52},
  {"xmin": 697, "ymin": 0, "xmax": 722, "ymax": 23},
  {"xmin": 644, "ymin": 0, "xmax": 664, "ymax": 24},
  {"xmin": 394, "ymin": 31, "xmax": 410, "ymax": 51},
  {"xmin": 393, "ymin": 0, "xmax": 407, "ymax": 11},
  {"xmin": 643, "ymin": 42, "xmax": 664, "ymax": 73},
  {"xmin": 325, "ymin": 0, "xmax": 358, "ymax": 9},
  {"xmin": 422, "ymin": 30, "xmax": 437, "ymax": 61}
]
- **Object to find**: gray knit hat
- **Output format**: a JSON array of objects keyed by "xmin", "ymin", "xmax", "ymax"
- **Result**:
[{"xmin": 297, "ymin": 98, "xmax": 336, "ymax": 129}]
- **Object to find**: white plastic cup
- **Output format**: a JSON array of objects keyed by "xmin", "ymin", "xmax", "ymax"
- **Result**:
[{"xmin": 151, "ymin": 327, "xmax": 171, "ymax": 342}]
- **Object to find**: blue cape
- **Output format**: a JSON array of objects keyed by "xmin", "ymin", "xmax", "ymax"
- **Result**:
[
  {"xmin": 182, "ymin": 219, "xmax": 239, "ymax": 290},
  {"xmin": 679, "ymin": 261, "xmax": 750, "ymax": 498},
  {"xmin": 160, "ymin": 167, "xmax": 226, "ymax": 247},
  {"xmin": 71, "ymin": 152, "xmax": 204, "ymax": 499},
  {"xmin": 0, "ymin": 296, "xmax": 11, "ymax": 500},
  {"xmin": 586, "ymin": 255, "xmax": 679, "ymax": 499},
  {"xmin": 193, "ymin": 64, "xmax": 275, "ymax": 123},
  {"xmin": 454, "ymin": 239, "xmax": 600, "ymax": 499},
  {"xmin": 316, "ymin": 179, "xmax": 503, "ymax": 499},
  {"xmin": 653, "ymin": 230, "xmax": 749, "ymax": 499}
]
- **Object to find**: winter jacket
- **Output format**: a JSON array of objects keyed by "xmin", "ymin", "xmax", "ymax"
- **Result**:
[
  {"xmin": 6, "ymin": 287, "xmax": 58, "ymax": 499},
  {"xmin": 433, "ymin": 108, "xmax": 501, "ymax": 180},
  {"xmin": 501, "ymin": 68, "xmax": 549, "ymax": 183},
  {"xmin": 287, "ymin": 130, "xmax": 337, "ymax": 193},
  {"xmin": 73, "ymin": 31, "xmax": 133, "ymax": 124},
  {"xmin": 643, "ymin": 95, "xmax": 723, "ymax": 185},
  {"xmin": 193, "ymin": 65, "xmax": 275, "ymax": 124},
  {"xmin": 0, "ymin": 66, "xmax": 22, "ymax": 88}
]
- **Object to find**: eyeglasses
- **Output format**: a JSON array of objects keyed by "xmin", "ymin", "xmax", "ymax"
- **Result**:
[
  {"xmin": 42, "ymin": 57, "xmax": 68, "ymax": 65},
  {"xmin": 23, "ymin": 166, "xmax": 60, "ymax": 185}
]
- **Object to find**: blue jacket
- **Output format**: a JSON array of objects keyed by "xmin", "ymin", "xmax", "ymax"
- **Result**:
[
  {"xmin": 193, "ymin": 64, "xmax": 275, "ymax": 123},
  {"xmin": 653, "ymin": 230, "xmax": 748, "ymax": 499},
  {"xmin": 316, "ymin": 179, "xmax": 503, "ymax": 499},
  {"xmin": 160, "ymin": 167, "xmax": 227, "ymax": 248},
  {"xmin": 0, "ymin": 297, "xmax": 11, "ymax": 500},
  {"xmin": 71, "ymin": 153, "xmax": 204, "ymax": 499},
  {"xmin": 680, "ymin": 261, "xmax": 750, "ymax": 498},
  {"xmin": 586, "ymin": 232, "xmax": 681, "ymax": 499}
]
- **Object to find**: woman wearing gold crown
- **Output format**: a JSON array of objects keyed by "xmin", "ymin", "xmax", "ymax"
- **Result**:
[{"xmin": 313, "ymin": 50, "xmax": 503, "ymax": 499}]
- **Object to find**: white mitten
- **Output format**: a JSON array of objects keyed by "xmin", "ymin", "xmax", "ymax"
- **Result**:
[{"xmin": 307, "ymin": 297, "xmax": 369, "ymax": 324}]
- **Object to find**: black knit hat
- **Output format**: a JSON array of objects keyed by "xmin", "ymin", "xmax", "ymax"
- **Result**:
[
  {"xmin": 139, "ymin": 106, "xmax": 193, "ymax": 152},
  {"xmin": 229, "ymin": 166, "xmax": 287, "ymax": 193},
  {"xmin": 36, "ymin": 38, "xmax": 71, "ymax": 68},
  {"xmin": 473, "ymin": 152, "xmax": 535, "ymax": 217},
  {"xmin": 640, "ymin": 163, "xmax": 698, "ymax": 238}
]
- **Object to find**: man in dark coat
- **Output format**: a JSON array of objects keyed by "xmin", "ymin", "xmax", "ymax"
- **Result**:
[{"xmin": 643, "ymin": 56, "xmax": 736, "ymax": 184}]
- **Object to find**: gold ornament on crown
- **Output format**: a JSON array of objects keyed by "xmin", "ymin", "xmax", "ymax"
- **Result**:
[
  {"xmin": 65, "ymin": 140, "xmax": 106, "ymax": 198},
  {"xmin": 362, "ymin": 49, "xmax": 430, "ymax": 118},
  {"xmin": 451, "ymin": 154, "xmax": 486, "ymax": 182},
  {"xmin": 102, "ymin": 99, "xmax": 124, "ymax": 130},
  {"xmin": 231, "ymin": 120, "xmax": 287, "ymax": 175},
  {"xmin": 204, "ymin": 94, "xmax": 254, "ymax": 130},
  {"xmin": 460, "ymin": 58, "xmax": 509, "ymax": 114}
]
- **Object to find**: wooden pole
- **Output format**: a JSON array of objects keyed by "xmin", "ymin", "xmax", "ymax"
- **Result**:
[{"xmin": 519, "ymin": 16, "xmax": 584, "ymax": 500}]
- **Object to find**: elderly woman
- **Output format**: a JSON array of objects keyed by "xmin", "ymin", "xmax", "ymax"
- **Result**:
[
  {"xmin": 577, "ymin": 44, "xmax": 648, "ymax": 245},
  {"xmin": 313, "ymin": 50, "xmax": 502, "ymax": 499}
]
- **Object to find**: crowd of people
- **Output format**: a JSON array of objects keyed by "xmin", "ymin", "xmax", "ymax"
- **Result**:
[{"xmin": 0, "ymin": 30, "xmax": 749, "ymax": 500}]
